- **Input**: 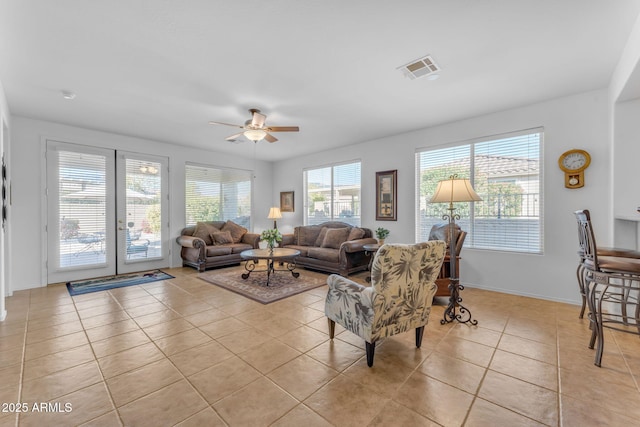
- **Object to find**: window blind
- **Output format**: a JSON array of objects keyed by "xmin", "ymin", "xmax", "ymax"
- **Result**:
[
  {"xmin": 57, "ymin": 150, "xmax": 108, "ymax": 267},
  {"xmin": 416, "ymin": 129, "xmax": 543, "ymax": 253},
  {"xmin": 185, "ymin": 164, "xmax": 252, "ymax": 228},
  {"xmin": 304, "ymin": 161, "xmax": 361, "ymax": 226}
]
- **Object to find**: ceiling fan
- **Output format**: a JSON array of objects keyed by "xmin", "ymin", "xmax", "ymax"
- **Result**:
[{"xmin": 209, "ymin": 108, "xmax": 299, "ymax": 143}]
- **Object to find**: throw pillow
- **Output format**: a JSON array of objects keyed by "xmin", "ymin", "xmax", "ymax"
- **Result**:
[
  {"xmin": 347, "ymin": 227, "xmax": 365, "ymax": 241},
  {"xmin": 315, "ymin": 227, "xmax": 328, "ymax": 246},
  {"xmin": 297, "ymin": 226, "xmax": 322, "ymax": 246},
  {"xmin": 221, "ymin": 220, "xmax": 248, "ymax": 243},
  {"xmin": 192, "ymin": 222, "xmax": 219, "ymax": 245},
  {"xmin": 321, "ymin": 227, "xmax": 350, "ymax": 249},
  {"xmin": 211, "ymin": 231, "xmax": 234, "ymax": 245}
]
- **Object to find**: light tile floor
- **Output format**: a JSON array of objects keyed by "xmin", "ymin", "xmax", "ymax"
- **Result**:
[{"xmin": 1, "ymin": 266, "xmax": 639, "ymax": 426}]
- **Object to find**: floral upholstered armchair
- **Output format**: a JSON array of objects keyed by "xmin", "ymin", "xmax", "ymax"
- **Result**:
[{"xmin": 325, "ymin": 241, "xmax": 446, "ymax": 367}]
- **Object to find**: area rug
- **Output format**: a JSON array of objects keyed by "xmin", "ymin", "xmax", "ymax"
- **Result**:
[
  {"xmin": 66, "ymin": 270, "xmax": 174, "ymax": 296},
  {"xmin": 198, "ymin": 266, "xmax": 331, "ymax": 304}
]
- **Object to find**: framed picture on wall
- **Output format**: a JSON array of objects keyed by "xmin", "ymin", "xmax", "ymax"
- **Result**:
[
  {"xmin": 280, "ymin": 191, "xmax": 294, "ymax": 212},
  {"xmin": 376, "ymin": 170, "xmax": 397, "ymax": 221}
]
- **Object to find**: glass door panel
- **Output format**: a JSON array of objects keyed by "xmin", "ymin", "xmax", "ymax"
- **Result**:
[
  {"xmin": 46, "ymin": 143, "xmax": 170, "ymax": 283},
  {"xmin": 47, "ymin": 141, "xmax": 116, "ymax": 283},
  {"xmin": 116, "ymin": 152, "xmax": 169, "ymax": 274}
]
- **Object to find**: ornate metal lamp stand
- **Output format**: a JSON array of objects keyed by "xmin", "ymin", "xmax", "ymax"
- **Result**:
[
  {"xmin": 429, "ymin": 174, "xmax": 481, "ymax": 326},
  {"xmin": 440, "ymin": 203, "xmax": 477, "ymax": 325}
]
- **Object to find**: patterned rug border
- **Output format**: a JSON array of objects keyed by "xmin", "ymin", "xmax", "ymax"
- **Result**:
[
  {"xmin": 198, "ymin": 267, "xmax": 331, "ymax": 304},
  {"xmin": 66, "ymin": 269, "xmax": 174, "ymax": 296}
]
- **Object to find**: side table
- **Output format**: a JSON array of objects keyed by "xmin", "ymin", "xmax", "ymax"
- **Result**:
[{"xmin": 362, "ymin": 243, "xmax": 380, "ymax": 283}]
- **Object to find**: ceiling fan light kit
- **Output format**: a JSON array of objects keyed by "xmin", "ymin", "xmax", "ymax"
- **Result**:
[
  {"xmin": 209, "ymin": 108, "xmax": 299, "ymax": 144},
  {"xmin": 244, "ymin": 129, "xmax": 267, "ymax": 142}
]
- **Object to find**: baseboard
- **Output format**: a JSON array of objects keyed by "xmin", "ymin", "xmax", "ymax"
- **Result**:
[{"xmin": 0, "ymin": 310, "xmax": 6, "ymax": 322}]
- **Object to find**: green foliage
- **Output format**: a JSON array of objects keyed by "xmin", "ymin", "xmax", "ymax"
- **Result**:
[
  {"xmin": 261, "ymin": 229, "xmax": 282, "ymax": 248},
  {"xmin": 186, "ymin": 182, "xmax": 221, "ymax": 222},
  {"xmin": 145, "ymin": 204, "xmax": 161, "ymax": 233},
  {"xmin": 187, "ymin": 197, "xmax": 220, "ymax": 222},
  {"xmin": 420, "ymin": 166, "xmax": 525, "ymax": 219},
  {"xmin": 375, "ymin": 227, "xmax": 390, "ymax": 239}
]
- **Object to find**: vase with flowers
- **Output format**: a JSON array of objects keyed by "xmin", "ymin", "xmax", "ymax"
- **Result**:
[{"xmin": 261, "ymin": 228, "xmax": 282, "ymax": 252}]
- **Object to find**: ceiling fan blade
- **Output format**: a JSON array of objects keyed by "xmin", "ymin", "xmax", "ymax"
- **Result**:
[
  {"xmin": 266, "ymin": 126, "xmax": 299, "ymax": 132},
  {"xmin": 209, "ymin": 121, "xmax": 244, "ymax": 129},
  {"xmin": 264, "ymin": 133, "xmax": 278, "ymax": 143},
  {"xmin": 251, "ymin": 111, "xmax": 267, "ymax": 128},
  {"xmin": 225, "ymin": 132, "xmax": 244, "ymax": 141}
]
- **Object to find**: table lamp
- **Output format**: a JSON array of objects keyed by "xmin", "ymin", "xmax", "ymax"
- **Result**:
[
  {"xmin": 430, "ymin": 174, "xmax": 482, "ymax": 325},
  {"xmin": 268, "ymin": 207, "xmax": 282, "ymax": 229}
]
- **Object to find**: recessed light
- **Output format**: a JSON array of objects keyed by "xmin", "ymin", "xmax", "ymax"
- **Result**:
[
  {"xmin": 426, "ymin": 74, "xmax": 440, "ymax": 81},
  {"xmin": 61, "ymin": 90, "xmax": 76, "ymax": 100}
]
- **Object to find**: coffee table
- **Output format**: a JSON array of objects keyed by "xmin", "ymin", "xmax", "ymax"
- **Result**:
[{"xmin": 240, "ymin": 248, "xmax": 301, "ymax": 286}]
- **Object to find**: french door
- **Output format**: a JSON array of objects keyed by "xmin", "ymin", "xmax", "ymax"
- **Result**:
[{"xmin": 46, "ymin": 141, "xmax": 169, "ymax": 284}]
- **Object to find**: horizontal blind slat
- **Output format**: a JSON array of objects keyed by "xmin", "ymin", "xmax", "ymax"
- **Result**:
[
  {"xmin": 416, "ymin": 131, "xmax": 542, "ymax": 253},
  {"xmin": 185, "ymin": 164, "xmax": 252, "ymax": 228}
]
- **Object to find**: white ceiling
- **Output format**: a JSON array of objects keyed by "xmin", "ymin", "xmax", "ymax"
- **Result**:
[{"xmin": 1, "ymin": 1, "xmax": 639, "ymax": 161}]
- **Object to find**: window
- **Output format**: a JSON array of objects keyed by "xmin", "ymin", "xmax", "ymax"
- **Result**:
[
  {"xmin": 416, "ymin": 129, "xmax": 542, "ymax": 253},
  {"xmin": 304, "ymin": 161, "xmax": 361, "ymax": 226},
  {"xmin": 185, "ymin": 164, "xmax": 252, "ymax": 228}
]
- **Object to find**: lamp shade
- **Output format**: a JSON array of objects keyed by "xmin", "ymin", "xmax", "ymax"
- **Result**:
[
  {"xmin": 430, "ymin": 177, "xmax": 482, "ymax": 203},
  {"xmin": 267, "ymin": 207, "xmax": 283, "ymax": 219},
  {"xmin": 244, "ymin": 129, "xmax": 267, "ymax": 142}
]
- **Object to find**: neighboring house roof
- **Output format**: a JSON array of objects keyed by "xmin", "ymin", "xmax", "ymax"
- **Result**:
[{"xmin": 426, "ymin": 155, "xmax": 539, "ymax": 179}]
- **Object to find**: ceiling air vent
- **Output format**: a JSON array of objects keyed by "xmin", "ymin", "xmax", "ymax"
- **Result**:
[{"xmin": 398, "ymin": 55, "xmax": 440, "ymax": 80}]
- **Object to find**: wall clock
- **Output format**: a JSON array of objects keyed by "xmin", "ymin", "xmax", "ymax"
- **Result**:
[{"xmin": 558, "ymin": 149, "xmax": 591, "ymax": 189}]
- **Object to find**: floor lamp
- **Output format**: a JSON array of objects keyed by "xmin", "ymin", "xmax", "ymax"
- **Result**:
[
  {"xmin": 430, "ymin": 174, "xmax": 482, "ymax": 325},
  {"xmin": 268, "ymin": 207, "xmax": 282, "ymax": 229}
]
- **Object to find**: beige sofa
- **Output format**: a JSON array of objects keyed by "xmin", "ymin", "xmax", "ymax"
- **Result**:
[
  {"xmin": 280, "ymin": 221, "xmax": 377, "ymax": 276},
  {"xmin": 176, "ymin": 221, "xmax": 260, "ymax": 271}
]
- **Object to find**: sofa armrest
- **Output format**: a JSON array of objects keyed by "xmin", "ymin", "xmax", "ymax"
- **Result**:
[
  {"xmin": 242, "ymin": 233, "xmax": 261, "ymax": 248},
  {"xmin": 281, "ymin": 234, "xmax": 295, "ymax": 246},
  {"xmin": 341, "ymin": 237, "xmax": 378, "ymax": 253},
  {"xmin": 176, "ymin": 235, "xmax": 206, "ymax": 249}
]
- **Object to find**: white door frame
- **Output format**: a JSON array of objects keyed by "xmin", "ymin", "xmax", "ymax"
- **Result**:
[{"xmin": 44, "ymin": 141, "xmax": 170, "ymax": 284}]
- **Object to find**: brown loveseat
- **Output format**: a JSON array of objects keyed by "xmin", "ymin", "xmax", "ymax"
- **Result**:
[
  {"xmin": 176, "ymin": 221, "xmax": 260, "ymax": 271},
  {"xmin": 280, "ymin": 221, "xmax": 377, "ymax": 276}
]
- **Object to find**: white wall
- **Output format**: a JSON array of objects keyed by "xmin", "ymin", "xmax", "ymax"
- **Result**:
[
  {"xmin": 273, "ymin": 90, "xmax": 613, "ymax": 304},
  {"xmin": 611, "ymin": 12, "xmax": 640, "ymax": 249},
  {"xmin": 9, "ymin": 116, "xmax": 273, "ymax": 291}
]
